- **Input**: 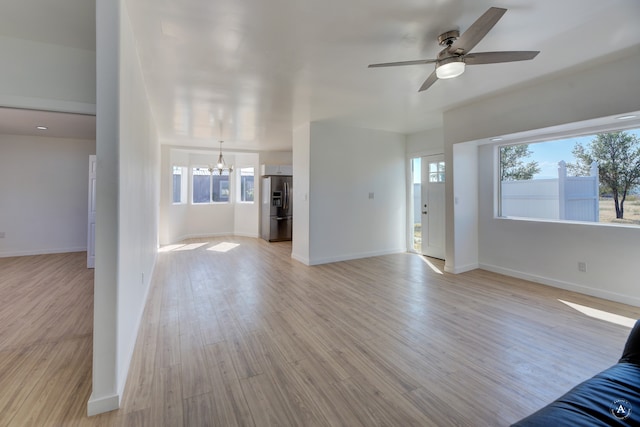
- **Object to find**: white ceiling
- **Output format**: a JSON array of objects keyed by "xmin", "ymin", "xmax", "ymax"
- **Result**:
[
  {"xmin": 1, "ymin": 0, "xmax": 640, "ymax": 149},
  {"xmin": 0, "ymin": 107, "xmax": 95, "ymax": 140}
]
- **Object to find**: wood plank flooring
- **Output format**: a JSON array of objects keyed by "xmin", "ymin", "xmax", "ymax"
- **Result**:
[
  {"xmin": 0, "ymin": 252, "xmax": 94, "ymax": 427},
  {"xmin": 2, "ymin": 237, "xmax": 640, "ymax": 426}
]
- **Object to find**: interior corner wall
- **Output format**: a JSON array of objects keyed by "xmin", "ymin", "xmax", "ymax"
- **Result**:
[
  {"xmin": 0, "ymin": 135, "xmax": 96, "ymax": 257},
  {"xmin": 443, "ymin": 47, "xmax": 640, "ymax": 306},
  {"xmin": 90, "ymin": 0, "xmax": 159, "ymax": 415},
  {"xmin": 307, "ymin": 122, "xmax": 406, "ymax": 265},
  {"xmin": 90, "ymin": 0, "xmax": 120, "ymax": 416},
  {"xmin": 292, "ymin": 123, "xmax": 311, "ymax": 264}
]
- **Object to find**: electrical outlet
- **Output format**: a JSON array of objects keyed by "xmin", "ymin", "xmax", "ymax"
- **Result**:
[
  {"xmin": 0, "ymin": 231, "xmax": 5, "ymax": 238},
  {"xmin": 369, "ymin": 192, "xmax": 374, "ymax": 199},
  {"xmin": 578, "ymin": 262, "xmax": 587, "ymax": 272}
]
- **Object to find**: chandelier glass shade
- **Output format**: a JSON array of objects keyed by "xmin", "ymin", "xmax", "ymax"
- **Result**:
[{"xmin": 210, "ymin": 140, "xmax": 233, "ymax": 175}]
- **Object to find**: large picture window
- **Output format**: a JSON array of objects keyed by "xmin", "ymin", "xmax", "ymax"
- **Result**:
[{"xmin": 498, "ymin": 127, "xmax": 640, "ymax": 227}]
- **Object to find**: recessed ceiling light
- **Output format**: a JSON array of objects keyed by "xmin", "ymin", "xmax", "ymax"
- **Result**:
[
  {"xmin": 36, "ymin": 126, "xmax": 48, "ymax": 130},
  {"xmin": 616, "ymin": 115, "xmax": 637, "ymax": 120},
  {"xmin": 490, "ymin": 137, "xmax": 503, "ymax": 141}
]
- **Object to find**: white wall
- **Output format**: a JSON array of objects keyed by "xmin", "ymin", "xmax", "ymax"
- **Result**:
[
  {"xmin": 304, "ymin": 122, "xmax": 406, "ymax": 265},
  {"xmin": 90, "ymin": 0, "xmax": 120, "ymax": 415},
  {"xmin": 260, "ymin": 150, "xmax": 293, "ymax": 168},
  {"xmin": 234, "ymin": 153, "xmax": 260, "ymax": 238},
  {"xmin": 0, "ymin": 135, "xmax": 95, "ymax": 257},
  {"xmin": 444, "ymin": 47, "xmax": 640, "ymax": 306},
  {"xmin": 406, "ymin": 127, "xmax": 444, "ymax": 157},
  {"xmin": 0, "ymin": 35, "xmax": 96, "ymax": 115},
  {"xmin": 116, "ymin": 0, "xmax": 160, "ymax": 399},
  {"xmin": 292, "ymin": 123, "xmax": 311, "ymax": 263},
  {"xmin": 90, "ymin": 0, "xmax": 159, "ymax": 415},
  {"xmin": 447, "ymin": 142, "xmax": 478, "ymax": 273}
]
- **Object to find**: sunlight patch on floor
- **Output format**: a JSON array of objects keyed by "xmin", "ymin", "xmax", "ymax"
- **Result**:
[
  {"xmin": 159, "ymin": 243, "xmax": 210, "ymax": 252},
  {"xmin": 175, "ymin": 243, "xmax": 208, "ymax": 251},
  {"xmin": 419, "ymin": 255, "xmax": 443, "ymax": 274},
  {"xmin": 559, "ymin": 299, "xmax": 636, "ymax": 328},
  {"xmin": 158, "ymin": 244, "xmax": 186, "ymax": 252},
  {"xmin": 207, "ymin": 242, "xmax": 240, "ymax": 252}
]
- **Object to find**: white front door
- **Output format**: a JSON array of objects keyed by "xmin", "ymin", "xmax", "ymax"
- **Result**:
[
  {"xmin": 87, "ymin": 155, "xmax": 96, "ymax": 268},
  {"xmin": 420, "ymin": 154, "xmax": 445, "ymax": 259}
]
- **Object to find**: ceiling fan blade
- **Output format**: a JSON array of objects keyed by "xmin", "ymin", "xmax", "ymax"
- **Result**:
[
  {"xmin": 368, "ymin": 59, "xmax": 436, "ymax": 68},
  {"xmin": 465, "ymin": 51, "xmax": 540, "ymax": 65},
  {"xmin": 418, "ymin": 70, "xmax": 438, "ymax": 92},
  {"xmin": 448, "ymin": 7, "xmax": 507, "ymax": 55}
]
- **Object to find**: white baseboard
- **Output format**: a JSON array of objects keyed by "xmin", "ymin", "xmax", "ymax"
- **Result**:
[
  {"xmin": 308, "ymin": 247, "xmax": 406, "ymax": 266},
  {"xmin": 291, "ymin": 252, "xmax": 310, "ymax": 265},
  {"xmin": 87, "ymin": 392, "xmax": 119, "ymax": 416},
  {"xmin": 0, "ymin": 246, "xmax": 87, "ymax": 258},
  {"xmin": 444, "ymin": 262, "xmax": 479, "ymax": 274},
  {"xmin": 479, "ymin": 262, "xmax": 640, "ymax": 308},
  {"xmin": 162, "ymin": 232, "xmax": 260, "ymax": 246},
  {"xmin": 233, "ymin": 232, "xmax": 260, "ymax": 238}
]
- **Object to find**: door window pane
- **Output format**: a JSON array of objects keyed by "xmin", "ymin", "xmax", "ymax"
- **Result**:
[{"xmin": 429, "ymin": 161, "xmax": 445, "ymax": 183}]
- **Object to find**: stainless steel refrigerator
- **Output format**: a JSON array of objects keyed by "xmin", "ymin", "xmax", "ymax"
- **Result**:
[{"xmin": 261, "ymin": 175, "xmax": 293, "ymax": 241}]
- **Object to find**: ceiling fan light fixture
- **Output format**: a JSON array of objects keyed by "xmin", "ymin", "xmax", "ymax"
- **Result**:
[{"xmin": 436, "ymin": 57, "xmax": 465, "ymax": 79}]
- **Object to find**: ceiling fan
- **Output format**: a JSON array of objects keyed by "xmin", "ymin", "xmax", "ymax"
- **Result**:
[{"xmin": 368, "ymin": 7, "xmax": 540, "ymax": 92}]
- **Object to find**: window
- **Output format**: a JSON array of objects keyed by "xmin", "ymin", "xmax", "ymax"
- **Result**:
[
  {"xmin": 429, "ymin": 160, "xmax": 445, "ymax": 183},
  {"xmin": 172, "ymin": 166, "xmax": 187, "ymax": 204},
  {"xmin": 192, "ymin": 167, "xmax": 231, "ymax": 204},
  {"xmin": 239, "ymin": 167, "xmax": 255, "ymax": 202},
  {"xmin": 498, "ymin": 127, "xmax": 640, "ymax": 227},
  {"xmin": 212, "ymin": 170, "xmax": 230, "ymax": 202}
]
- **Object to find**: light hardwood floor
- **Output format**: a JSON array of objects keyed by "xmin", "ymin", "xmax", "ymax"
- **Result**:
[{"xmin": 2, "ymin": 237, "xmax": 640, "ymax": 426}]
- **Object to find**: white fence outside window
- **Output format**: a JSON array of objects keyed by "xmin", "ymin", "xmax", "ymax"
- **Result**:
[{"xmin": 501, "ymin": 161, "xmax": 599, "ymax": 222}]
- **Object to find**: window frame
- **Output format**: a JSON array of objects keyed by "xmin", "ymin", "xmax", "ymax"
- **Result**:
[
  {"xmin": 237, "ymin": 166, "xmax": 255, "ymax": 204},
  {"xmin": 191, "ymin": 166, "xmax": 232, "ymax": 205},
  {"xmin": 494, "ymin": 121, "xmax": 640, "ymax": 229},
  {"xmin": 172, "ymin": 165, "xmax": 188, "ymax": 205}
]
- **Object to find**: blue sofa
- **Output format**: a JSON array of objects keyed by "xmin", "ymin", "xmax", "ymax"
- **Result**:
[{"xmin": 512, "ymin": 319, "xmax": 640, "ymax": 426}]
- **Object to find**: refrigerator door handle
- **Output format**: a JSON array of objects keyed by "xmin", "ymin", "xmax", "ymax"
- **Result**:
[{"xmin": 283, "ymin": 181, "xmax": 289, "ymax": 211}]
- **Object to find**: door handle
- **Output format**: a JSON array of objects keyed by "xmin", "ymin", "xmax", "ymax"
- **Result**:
[{"xmin": 422, "ymin": 210, "xmax": 428, "ymax": 215}]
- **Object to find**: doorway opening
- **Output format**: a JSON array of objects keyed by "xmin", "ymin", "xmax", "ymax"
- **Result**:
[{"xmin": 410, "ymin": 155, "xmax": 445, "ymax": 260}]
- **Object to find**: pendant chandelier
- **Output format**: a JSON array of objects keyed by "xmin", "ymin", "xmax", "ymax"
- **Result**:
[{"xmin": 209, "ymin": 140, "xmax": 233, "ymax": 175}]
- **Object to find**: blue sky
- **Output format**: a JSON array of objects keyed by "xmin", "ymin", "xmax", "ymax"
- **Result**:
[{"xmin": 529, "ymin": 128, "xmax": 640, "ymax": 179}]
